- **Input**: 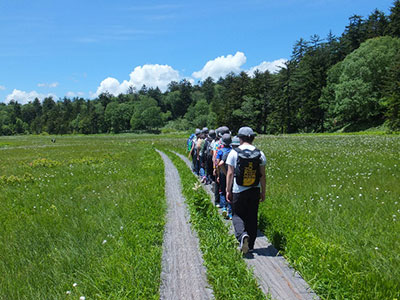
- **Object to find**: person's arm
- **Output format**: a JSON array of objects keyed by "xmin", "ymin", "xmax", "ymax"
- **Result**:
[
  {"xmin": 218, "ymin": 160, "xmax": 227, "ymax": 175},
  {"xmin": 259, "ymin": 165, "xmax": 266, "ymax": 202},
  {"xmin": 196, "ymin": 140, "xmax": 201, "ymax": 159},
  {"xmin": 226, "ymin": 165, "xmax": 234, "ymax": 203}
]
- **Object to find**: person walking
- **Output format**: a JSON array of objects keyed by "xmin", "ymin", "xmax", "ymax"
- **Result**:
[
  {"xmin": 216, "ymin": 133, "xmax": 232, "ymax": 219},
  {"xmin": 226, "ymin": 127, "xmax": 266, "ymax": 254},
  {"xmin": 189, "ymin": 128, "xmax": 201, "ymax": 175}
]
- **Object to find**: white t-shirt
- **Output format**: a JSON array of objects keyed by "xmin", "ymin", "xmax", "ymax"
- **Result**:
[{"xmin": 226, "ymin": 144, "xmax": 267, "ymax": 193}]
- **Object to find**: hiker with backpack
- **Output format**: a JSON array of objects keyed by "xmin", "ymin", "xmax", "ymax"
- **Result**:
[
  {"xmin": 188, "ymin": 128, "xmax": 201, "ymax": 174},
  {"xmin": 212, "ymin": 126, "xmax": 230, "ymax": 207},
  {"xmin": 195, "ymin": 131, "xmax": 206, "ymax": 178},
  {"xmin": 226, "ymin": 127, "xmax": 266, "ymax": 254},
  {"xmin": 202, "ymin": 129, "xmax": 216, "ymax": 184},
  {"xmin": 215, "ymin": 133, "xmax": 233, "ymax": 219}
]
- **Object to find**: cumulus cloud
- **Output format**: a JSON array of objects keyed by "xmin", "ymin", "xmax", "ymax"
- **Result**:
[
  {"xmin": 0, "ymin": 85, "xmax": 5, "ymax": 90},
  {"xmin": 37, "ymin": 82, "xmax": 59, "ymax": 88},
  {"xmin": 5, "ymin": 89, "xmax": 57, "ymax": 104},
  {"xmin": 93, "ymin": 54, "xmax": 287, "ymax": 97},
  {"xmin": 246, "ymin": 58, "xmax": 287, "ymax": 76},
  {"xmin": 192, "ymin": 52, "xmax": 247, "ymax": 81},
  {"xmin": 95, "ymin": 64, "xmax": 180, "ymax": 96}
]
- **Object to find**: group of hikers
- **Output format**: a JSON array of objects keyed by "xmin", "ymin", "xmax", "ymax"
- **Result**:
[{"xmin": 187, "ymin": 126, "xmax": 266, "ymax": 254}]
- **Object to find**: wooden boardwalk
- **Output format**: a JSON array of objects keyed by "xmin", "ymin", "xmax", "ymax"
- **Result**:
[
  {"xmin": 157, "ymin": 150, "xmax": 213, "ymax": 300},
  {"xmin": 174, "ymin": 152, "xmax": 319, "ymax": 300}
]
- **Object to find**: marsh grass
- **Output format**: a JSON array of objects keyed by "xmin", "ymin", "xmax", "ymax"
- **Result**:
[
  {"xmin": 0, "ymin": 136, "xmax": 166, "ymax": 299},
  {"xmin": 254, "ymin": 135, "xmax": 400, "ymax": 299},
  {"xmin": 156, "ymin": 134, "xmax": 400, "ymax": 299}
]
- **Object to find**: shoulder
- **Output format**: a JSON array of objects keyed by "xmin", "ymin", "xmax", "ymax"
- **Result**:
[
  {"xmin": 258, "ymin": 150, "xmax": 267, "ymax": 165},
  {"xmin": 226, "ymin": 148, "xmax": 237, "ymax": 165}
]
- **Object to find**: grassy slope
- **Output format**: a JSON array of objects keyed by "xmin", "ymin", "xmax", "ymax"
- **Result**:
[{"xmin": 0, "ymin": 136, "xmax": 166, "ymax": 299}]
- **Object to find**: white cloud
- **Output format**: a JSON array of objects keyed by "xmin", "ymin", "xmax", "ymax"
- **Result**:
[
  {"xmin": 93, "ymin": 54, "xmax": 287, "ymax": 97},
  {"xmin": 5, "ymin": 89, "xmax": 57, "ymax": 104},
  {"xmin": 0, "ymin": 85, "xmax": 5, "ymax": 90},
  {"xmin": 37, "ymin": 82, "xmax": 59, "ymax": 88},
  {"xmin": 192, "ymin": 51, "xmax": 247, "ymax": 81},
  {"xmin": 246, "ymin": 58, "xmax": 287, "ymax": 76},
  {"xmin": 66, "ymin": 91, "xmax": 85, "ymax": 98},
  {"xmin": 95, "ymin": 64, "xmax": 180, "ymax": 96}
]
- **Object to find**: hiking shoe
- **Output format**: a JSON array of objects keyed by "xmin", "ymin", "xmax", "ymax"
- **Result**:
[
  {"xmin": 222, "ymin": 208, "xmax": 227, "ymax": 218},
  {"xmin": 228, "ymin": 214, "xmax": 232, "ymax": 220},
  {"xmin": 240, "ymin": 234, "xmax": 249, "ymax": 254},
  {"xmin": 216, "ymin": 203, "xmax": 221, "ymax": 208}
]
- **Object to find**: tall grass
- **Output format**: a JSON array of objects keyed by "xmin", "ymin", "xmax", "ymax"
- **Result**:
[
  {"xmin": 254, "ymin": 135, "xmax": 400, "ymax": 299},
  {"xmin": 0, "ymin": 136, "xmax": 166, "ymax": 299}
]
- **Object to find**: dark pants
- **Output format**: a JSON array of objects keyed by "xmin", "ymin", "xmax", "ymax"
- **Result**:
[
  {"xmin": 232, "ymin": 188, "xmax": 260, "ymax": 249},
  {"xmin": 206, "ymin": 156, "xmax": 214, "ymax": 182},
  {"xmin": 214, "ymin": 181, "xmax": 220, "ymax": 204}
]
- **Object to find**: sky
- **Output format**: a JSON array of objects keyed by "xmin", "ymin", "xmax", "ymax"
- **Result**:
[{"xmin": 0, "ymin": 0, "xmax": 395, "ymax": 104}]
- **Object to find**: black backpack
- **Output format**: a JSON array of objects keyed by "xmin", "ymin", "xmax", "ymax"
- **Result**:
[{"xmin": 234, "ymin": 148, "xmax": 262, "ymax": 187}]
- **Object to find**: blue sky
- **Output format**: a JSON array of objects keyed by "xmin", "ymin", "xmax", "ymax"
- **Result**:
[{"xmin": 0, "ymin": 0, "xmax": 395, "ymax": 104}]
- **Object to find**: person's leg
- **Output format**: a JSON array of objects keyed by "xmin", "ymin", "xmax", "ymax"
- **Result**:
[
  {"xmin": 206, "ymin": 157, "xmax": 213, "ymax": 184},
  {"xmin": 245, "ymin": 188, "xmax": 260, "ymax": 250},
  {"xmin": 199, "ymin": 156, "xmax": 205, "ymax": 178},
  {"xmin": 227, "ymin": 202, "xmax": 232, "ymax": 219},
  {"xmin": 195, "ymin": 157, "xmax": 200, "ymax": 175},
  {"xmin": 214, "ymin": 181, "xmax": 220, "ymax": 206},
  {"xmin": 232, "ymin": 192, "xmax": 248, "ymax": 242},
  {"xmin": 219, "ymin": 172, "xmax": 227, "ymax": 212}
]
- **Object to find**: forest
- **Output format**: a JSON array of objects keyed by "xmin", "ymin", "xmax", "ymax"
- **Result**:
[{"xmin": 1, "ymin": 1, "xmax": 400, "ymax": 136}]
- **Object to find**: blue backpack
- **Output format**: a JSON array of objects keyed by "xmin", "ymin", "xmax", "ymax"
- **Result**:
[{"xmin": 187, "ymin": 134, "xmax": 196, "ymax": 151}]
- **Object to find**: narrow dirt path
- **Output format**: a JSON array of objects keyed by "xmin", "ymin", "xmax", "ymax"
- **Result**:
[
  {"xmin": 173, "ymin": 151, "xmax": 319, "ymax": 300},
  {"xmin": 156, "ymin": 150, "xmax": 213, "ymax": 300}
]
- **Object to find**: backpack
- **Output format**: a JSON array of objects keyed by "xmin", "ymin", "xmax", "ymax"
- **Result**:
[
  {"xmin": 234, "ymin": 148, "xmax": 262, "ymax": 187},
  {"xmin": 187, "ymin": 134, "xmax": 195, "ymax": 151},
  {"xmin": 203, "ymin": 138, "xmax": 214, "ymax": 160}
]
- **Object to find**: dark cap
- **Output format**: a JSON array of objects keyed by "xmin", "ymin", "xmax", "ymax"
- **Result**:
[
  {"xmin": 218, "ymin": 126, "xmax": 230, "ymax": 137},
  {"xmin": 221, "ymin": 133, "xmax": 232, "ymax": 146},
  {"xmin": 237, "ymin": 126, "xmax": 256, "ymax": 137},
  {"xmin": 208, "ymin": 130, "xmax": 216, "ymax": 139}
]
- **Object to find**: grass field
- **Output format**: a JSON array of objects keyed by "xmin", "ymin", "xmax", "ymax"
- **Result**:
[
  {"xmin": 255, "ymin": 135, "xmax": 400, "ymax": 299},
  {"xmin": 0, "ymin": 135, "xmax": 166, "ymax": 299},
  {"xmin": 157, "ymin": 133, "xmax": 400, "ymax": 299},
  {"xmin": 1, "ymin": 133, "xmax": 399, "ymax": 299}
]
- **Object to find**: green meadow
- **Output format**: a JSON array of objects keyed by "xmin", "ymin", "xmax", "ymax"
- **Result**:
[
  {"xmin": 157, "ymin": 133, "xmax": 400, "ymax": 300},
  {"xmin": 0, "ymin": 134, "xmax": 399, "ymax": 299},
  {"xmin": 255, "ymin": 135, "xmax": 400, "ymax": 299},
  {"xmin": 0, "ymin": 135, "xmax": 166, "ymax": 299}
]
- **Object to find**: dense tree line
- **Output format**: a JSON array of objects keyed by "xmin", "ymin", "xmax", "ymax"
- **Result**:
[{"xmin": 1, "ymin": 1, "xmax": 400, "ymax": 136}]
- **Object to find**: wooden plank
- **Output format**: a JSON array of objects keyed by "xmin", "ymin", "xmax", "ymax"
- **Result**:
[{"xmin": 174, "ymin": 151, "xmax": 319, "ymax": 300}]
